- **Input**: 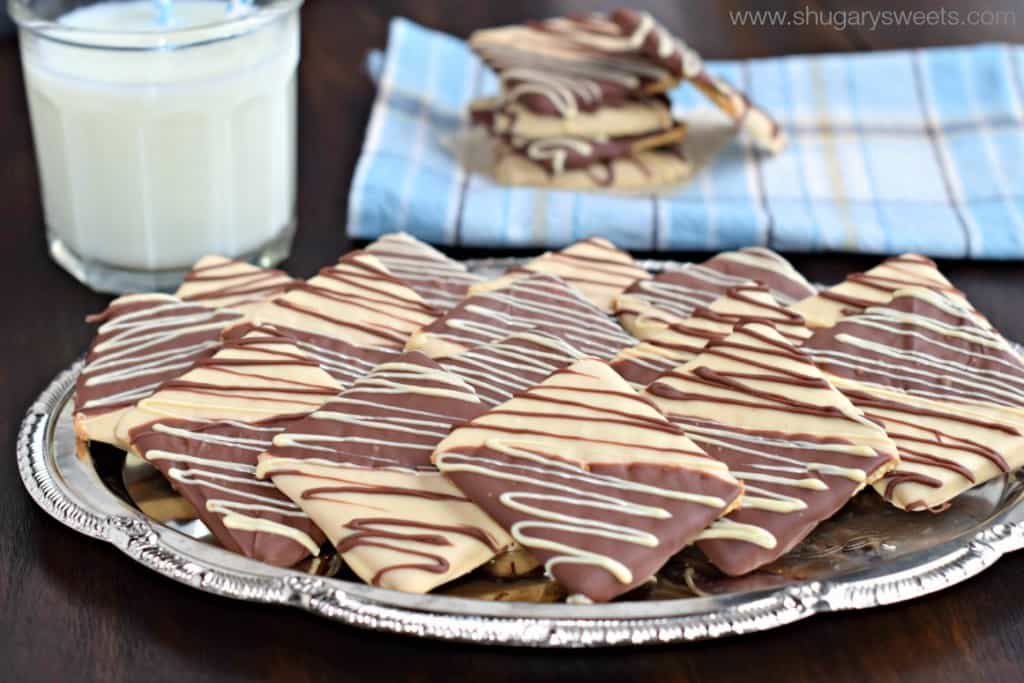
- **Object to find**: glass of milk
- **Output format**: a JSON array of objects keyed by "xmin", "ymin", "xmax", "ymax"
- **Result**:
[{"xmin": 10, "ymin": 0, "xmax": 303, "ymax": 293}]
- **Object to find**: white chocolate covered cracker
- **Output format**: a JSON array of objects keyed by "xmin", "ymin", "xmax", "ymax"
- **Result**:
[
  {"xmin": 175, "ymin": 255, "xmax": 298, "ymax": 312},
  {"xmin": 406, "ymin": 272, "xmax": 635, "ymax": 360},
  {"xmin": 246, "ymin": 250, "xmax": 439, "ymax": 348},
  {"xmin": 363, "ymin": 232, "xmax": 483, "ymax": 311},
  {"xmin": 790, "ymin": 253, "xmax": 987, "ymax": 329},
  {"xmin": 615, "ymin": 247, "xmax": 814, "ymax": 337},
  {"xmin": 114, "ymin": 324, "xmax": 341, "ymax": 444},
  {"xmin": 612, "ymin": 283, "xmax": 811, "ymax": 388},
  {"xmin": 469, "ymin": 237, "xmax": 650, "ymax": 313},
  {"xmin": 257, "ymin": 352, "xmax": 517, "ymax": 593}
]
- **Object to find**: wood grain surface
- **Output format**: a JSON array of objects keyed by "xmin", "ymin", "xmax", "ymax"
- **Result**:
[{"xmin": 1, "ymin": 1, "xmax": 1022, "ymax": 681}]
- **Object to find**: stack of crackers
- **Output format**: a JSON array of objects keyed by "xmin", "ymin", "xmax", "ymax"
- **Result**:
[{"xmin": 468, "ymin": 8, "xmax": 786, "ymax": 190}]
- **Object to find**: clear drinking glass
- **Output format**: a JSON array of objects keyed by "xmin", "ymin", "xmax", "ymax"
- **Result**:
[{"xmin": 9, "ymin": 0, "xmax": 303, "ymax": 293}]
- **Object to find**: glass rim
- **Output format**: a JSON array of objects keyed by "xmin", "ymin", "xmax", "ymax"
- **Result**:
[{"xmin": 7, "ymin": 0, "xmax": 304, "ymax": 51}]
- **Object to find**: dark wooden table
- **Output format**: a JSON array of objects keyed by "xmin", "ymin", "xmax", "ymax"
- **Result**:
[{"xmin": 3, "ymin": 1, "xmax": 1023, "ymax": 681}]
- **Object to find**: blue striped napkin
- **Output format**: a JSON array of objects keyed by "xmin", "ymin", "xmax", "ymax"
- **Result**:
[{"xmin": 347, "ymin": 17, "xmax": 1024, "ymax": 259}]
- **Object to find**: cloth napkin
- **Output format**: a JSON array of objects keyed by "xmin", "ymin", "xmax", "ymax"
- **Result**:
[{"xmin": 347, "ymin": 17, "xmax": 1024, "ymax": 259}]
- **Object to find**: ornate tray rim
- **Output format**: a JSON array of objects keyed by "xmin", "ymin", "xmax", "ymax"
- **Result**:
[{"xmin": 17, "ymin": 258, "xmax": 1024, "ymax": 648}]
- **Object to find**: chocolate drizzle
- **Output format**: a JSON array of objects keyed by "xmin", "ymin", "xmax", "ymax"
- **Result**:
[{"xmin": 336, "ymin": 518, "xmax": 501, "ymax": 586}]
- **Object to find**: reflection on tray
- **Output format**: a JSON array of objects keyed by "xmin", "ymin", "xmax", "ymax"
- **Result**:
[{"xmin": 88, "ymin": 441, "xmax": 1024, "ymax": 604}]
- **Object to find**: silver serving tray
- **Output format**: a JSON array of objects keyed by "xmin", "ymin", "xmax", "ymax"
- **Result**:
[{"xmin": 17, "ymin": 258, "xmax": 1024, "ymax": 647}]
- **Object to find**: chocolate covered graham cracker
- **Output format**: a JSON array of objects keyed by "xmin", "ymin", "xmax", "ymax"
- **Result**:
[
  {"xmin": 73, "ymin": 294, "xmax": 245, "ymax": 447},
  {"xmin": 612, "ymin": 283, "xmax": 811, "ymax": 388},
  {"xmin": 246, "ymin": 250, "xmax": 440, "ymax": 348},
  {"xmin": 493, "ymin": 142, "xmax": 691, "ymax": 190},
  {"xmin": 803, "ymin": 287, "xmax": 1024, "ymax": 511},
  {"xmin": 644, "ymin": 323, "xmax": 898, "ymax": 576},
  {"xmin": 406, "ymin": 272, "xmax": 636, "ymax": 360},
  {"xmin": 433, "ymin": 358, "xmax": 743, "ymax": 603},
  {"xmin": 114, "ymin": 324, "xmax": 341, "ymax": 444},
  {"xmin": 790, "ymin": 253, "xmax": 988, "ymax": 329},
  {"xmin": 615, "ymin": 247, "xmax": 814, "ymax": 337},
  {"xmin": 470, "ymin": 9, "xmax": 784, "ymax": 152},
  {"xmin": 473, "ymin": 95, "xmax": 676, "ymax": 141},
  {"xmin": 438, "ymin": 330, "xmax": 583, "ymax": 407},
  {"xmin": 498, "ymin": 124, "xmax": 688, "ymax": 174},
  {"xmin": 129, "ymin": 416, "xmax": 326, "ymax": 568}
]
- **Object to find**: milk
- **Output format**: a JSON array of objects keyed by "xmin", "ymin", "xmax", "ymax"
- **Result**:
[{"xmin": 18, "ymin": 1, "xmax": 300, "ymax": 288}]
